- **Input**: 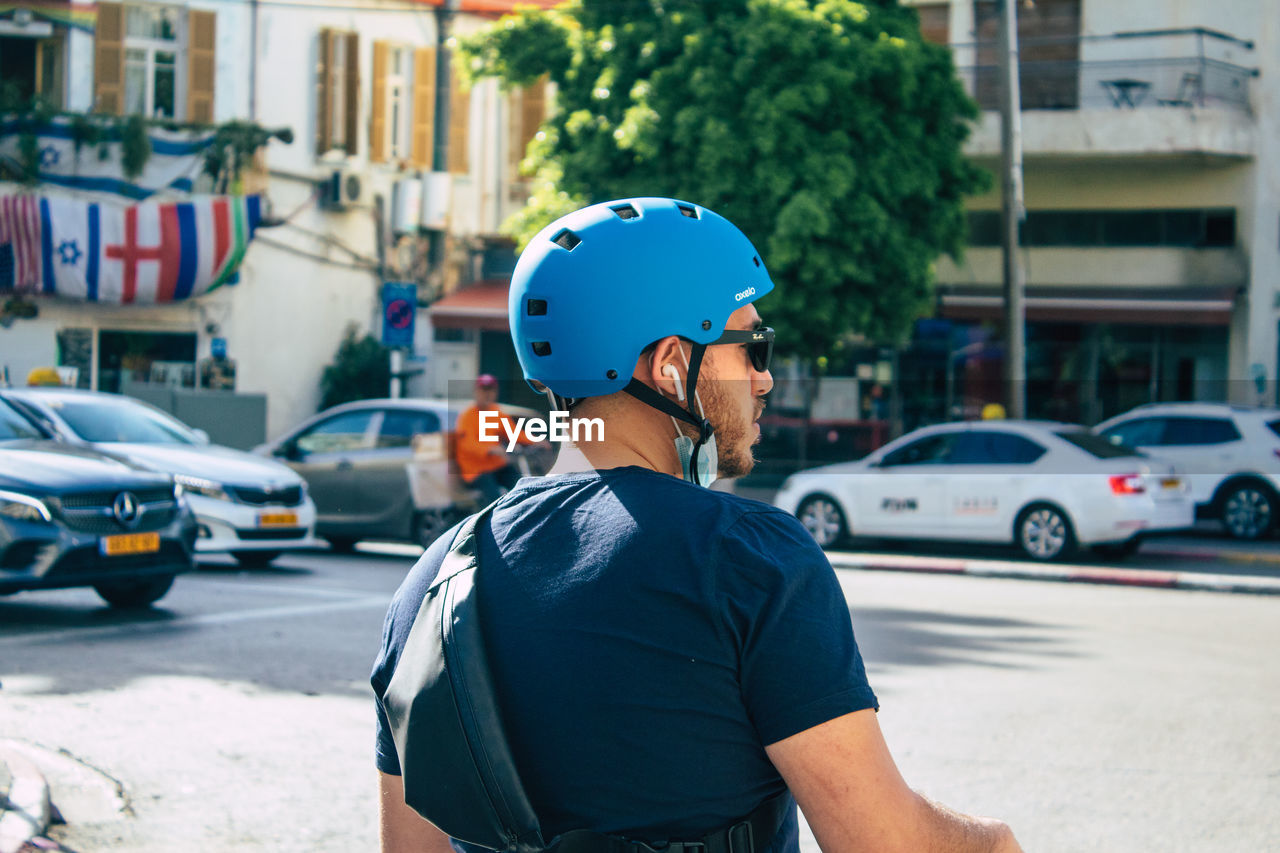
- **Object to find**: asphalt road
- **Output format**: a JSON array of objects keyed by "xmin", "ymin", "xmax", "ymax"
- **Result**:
[{"xmin": 0, "ymin": 543, "xmax": 1276, "ymax": 852}]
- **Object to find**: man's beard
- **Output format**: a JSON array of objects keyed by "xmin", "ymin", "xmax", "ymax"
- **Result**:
[{"xmin": 679, "ymin": 379, "xmax": 759, "ymax": 480}]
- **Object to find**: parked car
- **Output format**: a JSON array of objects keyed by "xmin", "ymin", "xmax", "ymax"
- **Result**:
[
  {"xmin": 0, "ymin": 388, "xmax": 319, "ymax": 566},
  {"xmin": 255, "ymin": 398, "xmax": 556, "ymax": 550},
  {"xmin": 1093, "ymin": 402, "xmax": 1280, "ymax": 540},
  {"xmin": 0, "ymin": 397, "xmax": 196, "ymax": 607},
  {"xmin": 773, "ymin": 420, "xmax": 1194, "ymax": 561}
]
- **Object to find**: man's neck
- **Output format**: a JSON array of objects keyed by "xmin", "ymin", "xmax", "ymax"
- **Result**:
[{"xmin": 546, "ymin": 397, "xmax": 682, "ymax": 478}]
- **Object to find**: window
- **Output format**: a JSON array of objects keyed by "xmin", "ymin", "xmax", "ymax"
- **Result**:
[
  {"xmin": 373, "ymin": 42, "xmax": 434, "ymax": 166},
  {"xmin": 1056, "ymin": 430, "xmax": 1141, "ymax": 459},
  {"xmin": 1100, "ymin": 417, "xmax": 1164, "ymax": 448},
  {"xmin": 316, "ymin": 30, "xmax": 359, "ymax": 156},
  {"xmin": 951, "ymin": 431, "xmax": 1046, "ymax": 465},
  {"xmin": 295, "ymin": 411, "xmax": 375, "ymax": 455},
  {"xmin": 880, "ymin": 433, "xmax": 955, "ymax": 467},
  {"xmin": 1161, "ymin": 417, "xmax": 1241, "ymax": 446},
  {"xmin": 124, "ymin": 5, "xmax": 181, "ymax": 119},
  {"xmin": 377, "ymin": 409, "xmax": 442, "ymax": 449},
  {"xmin": 967, "ymin": 209, "xmax": 1237, "ymax": 248},
  {"xmin": 94, "ymin": 3, "xmax": 213, "ymax": 121},
  {"xmin": 0, "ymin": 400, "xmax": 46, "ymax": 443}
]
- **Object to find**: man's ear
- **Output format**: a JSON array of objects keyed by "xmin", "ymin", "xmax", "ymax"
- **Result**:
[{"xmin": 634, "ymin": 336, "xmax": 685, "ymax": 398}]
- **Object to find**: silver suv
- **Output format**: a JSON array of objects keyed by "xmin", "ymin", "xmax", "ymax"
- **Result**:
[{"xmin": 1093, "ymin": 403, "xmax": 1280, "ymax": 540}]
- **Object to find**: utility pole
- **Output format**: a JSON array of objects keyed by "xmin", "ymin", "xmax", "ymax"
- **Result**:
[{"xmin": 998, "ymin": 0, "xmax": 1026, "ymax": 418}]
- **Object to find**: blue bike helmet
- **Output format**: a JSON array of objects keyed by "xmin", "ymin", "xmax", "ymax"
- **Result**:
[{"xmin": 509, "ymin": 197, "xmax": 774, "ymax": 402}]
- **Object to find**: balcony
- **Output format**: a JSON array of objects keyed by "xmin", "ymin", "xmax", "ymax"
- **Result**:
[{"xmin": 955, "ymin": 28, "xmax": 1259, "ymax": 160}]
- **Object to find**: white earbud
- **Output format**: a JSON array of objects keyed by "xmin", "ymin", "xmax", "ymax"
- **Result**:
[{"xmin": 663, "ymin": 364, "xmax": 686, "ymax": 402}]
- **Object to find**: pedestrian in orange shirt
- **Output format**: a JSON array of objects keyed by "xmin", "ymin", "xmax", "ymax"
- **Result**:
[{"xmin": 454, "ymin": 374, "xmax": 537, "ymax": 504}]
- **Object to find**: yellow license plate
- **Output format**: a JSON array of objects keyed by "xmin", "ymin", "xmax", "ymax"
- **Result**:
[
  {"xmin": 101, "ymin": 532, "xmax": 161, "ymax": 556},
  {"xmin": 259, "ymin": 512, "xmax": 298, "ymax": 527},
  {"xmin": 1161, "ymin": 478, "xmax": 1182, "ymax": 489}
]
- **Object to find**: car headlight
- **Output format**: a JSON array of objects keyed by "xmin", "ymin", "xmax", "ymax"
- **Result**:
[
  {"xmin": 173, "ymin": 474, "xmax": 231, "ymax": 502},
  {"xmin": 0, "ymin": 489, "xmax": 53, "ymax": 523}
]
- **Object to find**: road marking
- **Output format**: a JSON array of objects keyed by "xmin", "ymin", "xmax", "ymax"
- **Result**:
[{"xmin": 0, "ymin": 595, "xmax": 390, "ymax": 648}]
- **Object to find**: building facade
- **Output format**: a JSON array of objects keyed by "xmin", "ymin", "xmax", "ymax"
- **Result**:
[
  {"xmin": 904, "ymin": 0, "xmax": 1278, "ymax": 428},
  {"xmin": 0, "ymin": 0, "xmax": 549, "ymax": 440}
]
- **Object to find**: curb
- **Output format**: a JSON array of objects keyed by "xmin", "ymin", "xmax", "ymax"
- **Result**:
[
  {"xmin": 826, "ymin": 552, "xmax": 1280, "ymax": 596},
  {"xmin": 0, "ymin": 744, "xmax": 51, "ymax": 853}
]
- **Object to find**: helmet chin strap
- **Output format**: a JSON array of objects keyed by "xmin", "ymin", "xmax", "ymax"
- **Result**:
[{"xmin": 623, "ymin": 343, "xmax": 717, "ymax": 487}]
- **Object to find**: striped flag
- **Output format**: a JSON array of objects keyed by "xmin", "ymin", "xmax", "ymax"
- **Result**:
[
  {"xmin": 0, "ymin": 194, "xmax": 41, "ymax": 292},
  {"xmin": 14, "ymin": 193, "xmax": 261, "ymax": 304}
]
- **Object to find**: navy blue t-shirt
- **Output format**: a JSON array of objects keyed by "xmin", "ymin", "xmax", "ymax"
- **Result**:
[{"xmin": 371, "ymin": 467, "xmax": 878, "ymax": 852}]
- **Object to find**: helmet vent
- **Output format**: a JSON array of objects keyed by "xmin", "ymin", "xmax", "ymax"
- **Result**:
[
  {"xmin": 610, "ymin": 204, "xmax": 639, "ymax": 220},
  {"xmin": 676, "ymin": 204, "xmax": 699, "ymax": 219},
  {"xmin": 552, "ymin": 229, "xmax": 581, "ymax": 251},
  {"xmin": 752, "ymin": 256, "xmax": 760, "ymax": 267},
  {"xmin": 531, "ymin": 341, "xmax": 552, "ymax": 357},
  {"xmin": 527, "ymin": 298, "xmax": 547, "ymax": 316}
]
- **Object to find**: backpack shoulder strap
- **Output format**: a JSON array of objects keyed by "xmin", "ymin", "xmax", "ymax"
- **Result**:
[{"xmin": 383, "ymin": 499, "xmax": 547, "ymax": 853}]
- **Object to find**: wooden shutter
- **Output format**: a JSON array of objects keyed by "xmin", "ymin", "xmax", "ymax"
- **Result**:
[
  {"xmin": 508, "ymin": 76, "xmax": 546, "ymax": 180},
  {"xmin": 410, "ymin": 46, "xmax": 437, "ymax": 169},
  {"xmin": 370, "ymin": 41, "xmax": 389, "ymax": 163},
  {"xmin": 447, "ymin": 79, "xmax": 470, "ymax": 174},
  {"xmin": 343, "ymin": 32, "xmax": 360, "ymax": 156},
  {"xmin": 915, "ymin": 3, "xmax": 949, "ymax": 46},
  {"xmin": 316, "ymin": 29, "xmax": 333, "ymax": 154},
  {"xmin": 187, "ymin": 9, "xmax": 217, "ymax": 123},
  {"xmin": 94, "ymin": 2, "xmax": 125, "ymax": 115}
]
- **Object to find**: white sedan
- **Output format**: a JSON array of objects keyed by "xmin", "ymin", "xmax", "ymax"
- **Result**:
[
  {"xmin": 773, "ymin": 420, "xmax": 1194, "ymax": 561},
  {"xmin": 1, "ymin": 388, "xmax": 320, "ymax": 567}
]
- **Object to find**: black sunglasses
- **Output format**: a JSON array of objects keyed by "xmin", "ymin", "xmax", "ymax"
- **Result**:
[{"xmin": 708, "ymin": 326, "xmax": 774, "ymax": 373}]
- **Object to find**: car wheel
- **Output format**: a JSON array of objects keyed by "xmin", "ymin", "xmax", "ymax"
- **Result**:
[
  {"xmin": 1092, "ymin": 538, "xmax": 1141, "ymax": 561},
  {"xmin": 327, "ymin": 536, "xmax": 360, "ymax": 554},
  {"xmin": 796, "ymin": 495, "xmax": 849, "ymax": 549},
  {"xmin": 1016, "ymin": 504, "xmax": 1076, "ymax": 562},
  {"xmin": 94, "ymin": 575, "xmax": 175, "ymax": 609},
  {"xmin": 232, "ymin": 551, "xmax": 281, "ymax": 567},
  {"xmin": 1217, "ymin": 480, "xmax": 1276, "ymax": 541},
  {"xmin": 413, "ymin": 509, "xmax": 453, "ymax": 550}
]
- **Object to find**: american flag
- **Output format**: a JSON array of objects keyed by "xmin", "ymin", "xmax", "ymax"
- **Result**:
[{"xmin": 0, "ymin": 194, "xmax": 42, "ymax": 292}]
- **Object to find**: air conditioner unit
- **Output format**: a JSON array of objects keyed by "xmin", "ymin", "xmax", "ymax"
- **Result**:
[{"xmin": 319, "ymin": 166, "xmax": 367, "ymax": 211}]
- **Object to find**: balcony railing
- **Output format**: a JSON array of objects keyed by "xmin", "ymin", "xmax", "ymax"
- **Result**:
[{"xmin": 952, "ymin": 28, "xmax": 1257, "ymax": 112}]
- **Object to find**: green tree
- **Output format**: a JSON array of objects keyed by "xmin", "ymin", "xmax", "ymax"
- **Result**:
[
  {"xmin": 319, "ymin": 326, "xmax": 391, "ymax": 410},
  {"xmin": 458, "ymin": 0, "xmax": 987, "ymax": 356}
]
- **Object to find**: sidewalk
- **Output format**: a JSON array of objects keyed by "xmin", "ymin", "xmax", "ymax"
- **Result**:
[
  {"xmin": 0, "ymin": 741, "xmax": 51, "ymax": 853},
  {"xmin": 825, "ymin": 548, "xmax": 1280, "ymax": 595}
]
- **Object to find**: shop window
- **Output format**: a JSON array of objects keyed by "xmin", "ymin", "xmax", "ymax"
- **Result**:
[{"xmin": 97, "ymin": 330, "xmax": 196, "ymax": 393}]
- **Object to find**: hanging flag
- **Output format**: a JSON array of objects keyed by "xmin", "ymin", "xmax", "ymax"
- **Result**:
[
  {"xmin": 0, "ymin": 192, "xmax": 261, "ymax": 304},
  {"xmin": 0, "ymin": 194, "xmax": 40, "ymax": 292},
  {"xmin": 0, "ymin": 116, "xmax": 217, "ymax": 202}
]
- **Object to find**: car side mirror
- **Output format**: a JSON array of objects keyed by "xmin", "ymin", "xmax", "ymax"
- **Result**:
[
  {"xmin": 275, "ymin": 439, "xmax": 302, "ymax": 461},
  {"xmin": 192, "ymin": 428, "xmax": 211, "ymax": 445}
]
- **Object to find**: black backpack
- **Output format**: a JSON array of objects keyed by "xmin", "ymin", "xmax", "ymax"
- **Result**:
[{"xmin": 379, "ymin": 503, "xmax": 788, "ymax": 853}]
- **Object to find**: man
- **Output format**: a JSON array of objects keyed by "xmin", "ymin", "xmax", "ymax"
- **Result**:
[
  {"xmin": 453, "ymin": 374, "xmax": 532, "ymax": 504},
  {"xmin": 373, "ymin": 198, "xmax": 1023, "ymax": 853}
]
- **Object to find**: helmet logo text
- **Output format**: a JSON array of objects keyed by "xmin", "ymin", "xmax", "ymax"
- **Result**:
[{"xmin": 735, "ymin": 286, "xmax": 757, "ymax": 302}]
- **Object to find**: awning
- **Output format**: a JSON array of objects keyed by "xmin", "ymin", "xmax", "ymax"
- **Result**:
[
  {"xmin": 937, "ymin": 285, "xmax": 1237, "ymax": 326},
  {"xmin": 429, "ymin": 279, "xmax": 510, "ymax": 331}
]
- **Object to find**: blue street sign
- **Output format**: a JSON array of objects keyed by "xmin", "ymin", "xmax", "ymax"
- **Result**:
[{"xmin": 381, "ymin": 282, "xmax": 416, "ymax": 351}]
